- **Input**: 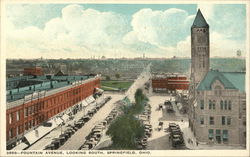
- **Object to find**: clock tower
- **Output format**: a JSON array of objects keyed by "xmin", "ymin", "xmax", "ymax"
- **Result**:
[{"xmin": 191, "ymin": 9, "xmax": 210, "ymax": 86}]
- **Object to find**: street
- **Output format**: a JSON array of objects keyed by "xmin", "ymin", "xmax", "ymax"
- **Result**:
[
  {"xmin": 58, "ymin": 93, "xmax": 123, "ymax": 150},
  {"xmin": 146, "ymin": 95, "xmax": 188, "ymax": 150}
]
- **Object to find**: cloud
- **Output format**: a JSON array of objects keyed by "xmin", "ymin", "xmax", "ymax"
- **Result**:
[
  {"xmin": 6, "ymin": 4, "xmax": 131, "ymax": 58},
  {"xmin": 5, "ymin": 4, "xmax": 246, "ymax": 58},
  {"xmin": 173, "ymin": 32, "xmax": 245, "ymax": 58},
  {"xmin": 129, "ymin": 8, "xmax": 189, "ymax": 47},
  {"xmin": 60, "ymin": 5, "xmax": 130, "ymax": 51},
  {"xmin": 197, "ymin": 4, "xmax": 214, "ymax": 21}
]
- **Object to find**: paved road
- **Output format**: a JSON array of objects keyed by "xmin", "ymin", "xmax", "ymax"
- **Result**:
[
  {"xmin": 58, "ymin": 93, "xmax": 123, "ymax": 150},
  {"xmin": 147, "ymin": 95, "xmax": 190, "ymax": 150},
  {"xmin": 147, "ymin": 95, "xmax": 172, "ymax": 150}
]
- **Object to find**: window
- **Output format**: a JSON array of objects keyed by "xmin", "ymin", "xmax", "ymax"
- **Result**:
[
  {"xmin": 208, "ymin": 129, "xmax": 214, "ymax": 140},
  {"xmin": 228, "ymin": 101, "xmax": 232, "ymax": 110},
  {"xmin": 28, "ymin": 107, "xmax": 32, "ymax": 115},
  {"xmin": 18, "ymin": 126, "xmax": 22, "ymax": 135},
  {"xmin": 16, "ymin": 111, "xmax": 19, "ymax": 121},
  {"xmin": 224, "ymin": 100, "xmax": 228, "ymax": 110},
  {"xmin": 220, "ymin": 100, "xmax": 223, "ymax": 110},
  {"xmin": 212, "ymin": 100, "xmax": 216, "ymax": 109},
  {"xmin": 25, "ymin": 122, "xmax": 28, "ymax": 130},
  {"xmin": 25, "ymin": 107, "xmax": 28, "ymax": 117},
  {"xmin": 209, "ymin": 117, "xmax": 214, "ymax": 125},
  {"xmin": 222, "ymin": 130, "xmax": 228, "ymax": 142},
  {"xmin": 227, "ymin": 117, "xmax": 231, "ymax": 125},
  {"xmin": 200, "ymin": 116, "xmax": 204, "ymax": 125},
  {"xmin": 9, "ymin": 128, "xmax": 14, "ymax": 138},
  {"xmin": 209, "ymin": 100, "xmax": 212, "ymax": 109},
  {"xmin": 215, "ymin": 86, "xmax": 222, "ymax": 96},
  {"xmin": 29, "ymin": 121, "xmax": 32, "ymax": 128},
  {"xmin": 200, "ymin": 100, "xmax": 204, "ymax": 110},
  {"xmin": 16, "ymin": 127, "xmax": 19, "ymax": 135},
  {"xmin": 222, "ymin": 116, "xmax": 226, "ymax": 125},
  {"xmin": 216, "ymin": 129, "xmax": 221, "ymax": 136},
  {"xmin": 9, "ymin": 114, "xmax": 12, "ymax": 124}
]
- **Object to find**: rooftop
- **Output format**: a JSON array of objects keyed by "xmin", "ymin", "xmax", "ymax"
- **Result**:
[
  {"xmin": 192, "ymin": 9, "xmax": 209, "ymax": 28},
  {"xmin": 7, "ymin": 75, "xmax": 95, "ymax": 103},
  {"xmin": 197, "ymin": 70, "xmax": 245, "ymax": 92}
]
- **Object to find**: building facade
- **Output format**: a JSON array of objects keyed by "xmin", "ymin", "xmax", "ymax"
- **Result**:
[
  {"xmin": 191, "ymin": 9, "xmax": 210, "ymax": 87},
  {"xmin": 24, "ymin": 67, "xmax": 44, "ymax": 76},
  {"xmin": 151, "ymin": 73, "xmax": 189, "ymax": 93},
  {"xmin": 6, "ymin": 74, "xmax": 100, "ymax": 149},
  {"xmin": 188, "ymin": 9, "xmax": 246, "ymax": 147},
  {"xmin": 189, "ymin": 70, "xmax": 246, "ymax": 146}
]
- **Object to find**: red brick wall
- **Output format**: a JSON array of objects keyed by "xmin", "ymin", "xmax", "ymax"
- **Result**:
[
  {"xmin": 24, "ymin": 67, "xmax": 43, "ymax": 76},
  {"xmin": 6, "ymin": 77, "xmax": 100, "ymax": 142},
  {"xmin": 152, "ymin": 76, "xmax": 189, "ymax": 90}
]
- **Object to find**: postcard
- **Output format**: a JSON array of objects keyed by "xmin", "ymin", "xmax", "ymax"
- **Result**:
[{"xmin": 1, "ymin": 0, "xmax": 249, "ymax": 156}]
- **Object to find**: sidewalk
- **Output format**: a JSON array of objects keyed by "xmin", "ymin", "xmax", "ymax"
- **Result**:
[{"xmin": 27, "ymin": 95, "xmax": 102, "ymax": 150}]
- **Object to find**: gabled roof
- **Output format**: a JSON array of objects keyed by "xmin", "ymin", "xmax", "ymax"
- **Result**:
[
  {"xmin": 197, "ymin": 70, "xmax": 245, "ymax": 92},
  {"xmin": 192, "ymin": 9, "xmax": 209, "ymax": 28}
]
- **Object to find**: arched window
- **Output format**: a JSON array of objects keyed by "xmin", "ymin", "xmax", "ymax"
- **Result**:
[
  {"xmin": 213, "ymin": 100, "xmax": 216, "ymax": 109},
  {"xmin": 224, "ymin": 100, "xmax": 228, "ymax": 110},
  {"xmin": 209, "ymin": 100, "xmax": 212, "ymax": 109},
  {"xmin": 220, "ymin": 100, "xmax": 224, "ymax": 110},
  {"xmin": 228, "ymin": 100, "xmax": 232, "ymax": 110}
]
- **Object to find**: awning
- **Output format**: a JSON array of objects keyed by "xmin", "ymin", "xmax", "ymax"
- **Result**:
[
  {"xmin": 82, "ymin": 100, "xmax": 88, "ymax": 107},
  {"xmin": 24, "ymin": 123, "xmax": 56, "ymax": 145},
  {"xmin": 85, "ymin": 97, "xmax": 91, "ymax": 104},
  {"xmin": 95, "ymin": 87, "xmax": 104, "ymax": 93},
  {"xmin": 12, "ymin": 142, "xmax": 29, "ymax": 150},
  {"xmin": 54, "ymin": 118, "xmax": 63, "ymax": 125},
  {"xmin": 85, "ymin": 96, "xmax": 95, "ymax": 104},
  {"xmin": 89, "ymin": 96, "xmax": 95, "ymax": 102},
  {"xmin": 62, "ymin": 114, "xmax": 69, "ymax": 121}
]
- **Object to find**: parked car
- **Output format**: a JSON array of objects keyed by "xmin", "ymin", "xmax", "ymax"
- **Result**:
[
  {"xmin": 51, "ymin": 138, "xmax": 61, "ymax": 149},
  {"xmin": 82, "ymin": 115, "xmax": 91, "ymax": 122},
  {"xmin": 158, "ymin": 122, "xmax": 164, "ymax": 131},
  {"xmin": 44, "ymin": 144, "xmax": 55, "ymax": 150}
]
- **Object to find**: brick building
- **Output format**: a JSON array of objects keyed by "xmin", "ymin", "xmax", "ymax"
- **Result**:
[
  {"xmin": 151, "ymin": 73, "xmax": 189, "ymax": 93},
  {"xmin": 6, "ymin": 74, "xmax": 100, "ymax": 149},
  {"xmin": 23, "ymin": 67, "xmax": 44, "ymax": 76}
]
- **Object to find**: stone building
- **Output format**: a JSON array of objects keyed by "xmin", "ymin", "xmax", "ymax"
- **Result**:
[
  {"xmin": 188, "ymin": 9, "xmax": 246, "ymax": 147},
  {"xmin": 190, "ymin": 70, "xmax": 246, "ymax": 146},
  {"xmin": 190, "ymin": 9, "xmax": 210, "ymax": 96}
]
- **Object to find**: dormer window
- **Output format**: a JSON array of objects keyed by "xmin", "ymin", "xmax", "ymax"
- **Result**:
[{"xmin": 214, "ymin": 86, "xmax": 222, "ymax": 96}]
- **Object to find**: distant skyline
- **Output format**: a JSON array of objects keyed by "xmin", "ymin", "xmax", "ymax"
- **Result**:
[{"xmin": 5, "ymin": 3, "xmax": 246, "ymax": 59}]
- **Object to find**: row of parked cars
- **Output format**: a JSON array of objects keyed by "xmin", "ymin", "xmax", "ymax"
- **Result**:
[
  {"xmin": 79, "ymin": 102, "xmax": 121, "ymax": 150},
  {"xmin": 137, "ymin": 103, "xmax": 152, "ymax": 150},
  {"xmin": 44, "ymin": 96, "xmax": 112, "ymax": 150},
  {"xmin": 168, "ymin": 123, "xmax": 184, "ymax": 148}
]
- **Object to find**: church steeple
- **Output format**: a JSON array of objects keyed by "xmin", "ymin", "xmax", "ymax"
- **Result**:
[{"xmin": 192, "ymin": 9, "xmax": 209, "ymax": 28}]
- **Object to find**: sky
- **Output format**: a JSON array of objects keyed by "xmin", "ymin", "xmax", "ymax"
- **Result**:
[{"xmin": 4, "ymin": 3, "xmax": 246, "ymax": 59}]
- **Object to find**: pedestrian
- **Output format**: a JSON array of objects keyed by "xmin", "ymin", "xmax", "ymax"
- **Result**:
[{"xmin": 196, "ymin": 141, "xmax": 198, "ymax": 146}]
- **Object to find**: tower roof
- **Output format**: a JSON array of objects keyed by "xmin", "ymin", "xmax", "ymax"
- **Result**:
[{"xmin": 192, "ymin": 9, "xmax": 209, "ymax": 28}]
